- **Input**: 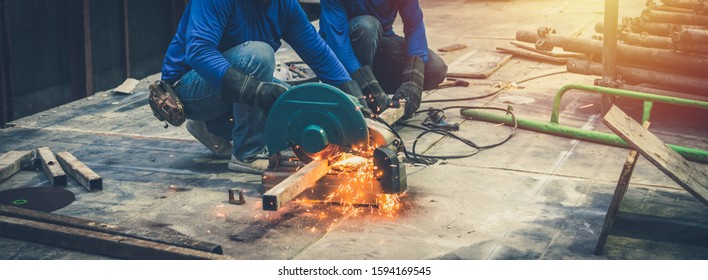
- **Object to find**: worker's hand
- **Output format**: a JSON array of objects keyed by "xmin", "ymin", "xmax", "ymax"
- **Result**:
[
  {"xmin": 254, "ymin": 82, "xmax": 288, "ymax": 114},
  {"xmin": 394, "ymin": 56, "xmax": 426, "ymax": 119},
  {"xmin": 393, "ymin": 83, "xmax": 422, "ymax": 119},
  {"xmin": 338, "ymin": 80, "xmax": 375, "ymax": 117},
  {"xmin": 351, "ymin": 66, "xmax": 391, "ymax": 114}
]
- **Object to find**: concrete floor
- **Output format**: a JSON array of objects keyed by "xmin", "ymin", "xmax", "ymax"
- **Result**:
[{"xmin": 1, "ymin": 0, "xmax": 707, "ymax": 260}]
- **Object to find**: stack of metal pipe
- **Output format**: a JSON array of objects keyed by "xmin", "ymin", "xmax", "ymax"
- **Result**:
[{"xmin": 516, "ymin": 0, "xmax": 708, "ymax": 97}]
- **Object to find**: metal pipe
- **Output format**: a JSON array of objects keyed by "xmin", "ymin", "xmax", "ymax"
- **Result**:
[
  {"xmin": 642, "ymin": 8, "xmax": 708, "ymax": 25},
  {"xmin": 623, "ymin": 32, "xmax": 672, "ymax": 49},
  {"xmin": 626, "ymin": 18, "xmax": 706, "ymax": 36},
  {"xmin": 459, "ymin": 108, "xmax": 708, "ymax": 163},
  {"xmin": 602, "ymin": 0, "xmax": 619, "ymax": 86},
  {"xmin": 567, "ymin": 59, "xmax": 708, "ymax": 95},
  {"xmin": 618, "ymin": 84, "xmax": 708, "ymax": 103},
  {"xmin": 661, "ymin": 0, "xmax": 703, "ymax": 9},
  {"xmin": 516, "ymin": 29, "xmax": 708, "ymax": 77},
  {"xmin": 550, "ymin": 84, "xmax": 708, "ymax": 125},
  {"xmin": 674, "ymin": 27, "xmax": 708, "ymax": 43}
]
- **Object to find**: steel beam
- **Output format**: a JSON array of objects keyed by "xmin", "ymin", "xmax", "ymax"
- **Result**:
[
  {"xmin": 0, "ymin": 0, "xmax": 11, "ymax": 127},
  {"xmin": 602, "ymin": 0, "xmax": 619, "ymax": 86}
]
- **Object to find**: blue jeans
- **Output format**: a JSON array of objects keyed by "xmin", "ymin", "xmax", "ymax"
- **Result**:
[
  {"xmin": 349, "ymin": 15, "xmax": 448, "ymax": 93},
  {"xmin": 174, "ymin": 41, "xmax": 288, "ymax": 161}
]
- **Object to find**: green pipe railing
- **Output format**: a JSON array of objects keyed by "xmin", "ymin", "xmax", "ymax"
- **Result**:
[
  {"xmin": 460, "ymin": 83, "xmax": 708, "ymax": 163},
  {"xmin": 551, "ymin": 83, "xmax": 708, "ymax": 125}
]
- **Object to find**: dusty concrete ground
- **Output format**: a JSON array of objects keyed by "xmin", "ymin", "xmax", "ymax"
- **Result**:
[{"xmin": 1, "ymin": 0, "xmax": 707, "ymax": 260}]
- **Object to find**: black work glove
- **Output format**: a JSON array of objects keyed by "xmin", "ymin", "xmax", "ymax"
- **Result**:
[
  {"xmin": 350, "ymin": 65, "xmax": 392, "ymax": 114},
  {"xmin": 221, "ymin": 67, "xmax": 288, "ymax": 114},
  {"xmin": 393, "ymin": 55, "xmax": 425, "ymax": 119},
  {"xmin": 338, "ymin": 80, "xmax": 375, "ymax": 118}
]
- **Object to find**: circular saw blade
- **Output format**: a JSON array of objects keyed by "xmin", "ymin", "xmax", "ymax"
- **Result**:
[{"xmin": 265, "ymin": 83, "xmax": 369, "ymax": 162}]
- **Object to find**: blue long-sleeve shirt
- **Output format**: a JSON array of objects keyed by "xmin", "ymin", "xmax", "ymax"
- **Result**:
[
  {"xmin": 161, "ymin": 0, "xmax": 351, "ymax": 88},
  {"xmin": 319, "ymin": 0, "xmax": 429, "ymax": 74}
]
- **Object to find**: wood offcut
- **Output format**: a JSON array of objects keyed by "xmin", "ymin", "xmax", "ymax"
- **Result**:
[
  {"xmin": 603, "ymin": 106, "xmax": 708, "ymax": 207},
  {"xmin": 262, "ymin": 159, "xmax": 329, "ymax": 211},
  {"xmin": 56, "ymin": 151, "xmax": 102, "ymax": 192},
  {"xmin": 36, "ymin": 147, "xmax": 67, "ymax": 187},
  {"xmin": 0, "ymin": 150, "xmax": 33, "ymax": 184}
]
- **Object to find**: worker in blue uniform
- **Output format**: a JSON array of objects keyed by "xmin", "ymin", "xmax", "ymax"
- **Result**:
[
  {"xmin": 162, "ymin": 0, "xmax": 366, "ymax": 174},
  {"xmin": 319, "ymin": 0, "xmax": 448, "ymax": 118}
]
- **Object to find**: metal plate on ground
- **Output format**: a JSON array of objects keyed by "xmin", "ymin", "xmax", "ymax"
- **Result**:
[{"xmin": 0, "ymin": 187, "xmax": 75, "ymax": 212}]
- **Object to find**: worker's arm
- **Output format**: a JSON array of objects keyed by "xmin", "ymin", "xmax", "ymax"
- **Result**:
[
  {"xmin": 183, "ymin": 0, "xmax": 233, "ymax": 89},
  {"xmin": 318, "ymin": 0, "xmax": 362, "ymax": 74},
  {"xmin": 398, "ymin": 0, "xmax": 429, "ymax": 62}
]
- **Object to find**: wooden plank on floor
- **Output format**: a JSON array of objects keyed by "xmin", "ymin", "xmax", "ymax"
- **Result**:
[
  {"xmin": 595, "ymin": 121, "xmax": 650, "ymax": 255},
  {"xmin": 496, "ymin": 46, "xmax": 569, "ymax": 65},
  {"xmin": 36, "ymin": 147, "xmax": 66, "ymax": 187},
  {"xmin": 262, "ymin": 159, "xmax": 329, "ymax": 211},
  {"xmin": 603, "ymin": 106, "xmax": 708, "ymax": 207},
  {"xmin": 0, "ymin": 150, "xmax": 33, "ymax": 184},
  {"xmin": 0, "ymin": 215, "xmax": 227, "ymax": 260},
  {"xmin": 446, "ymin": 50, "xmax": 513, "ymax": 79},
  {"xmin": 56, "ymin": 151, "xmax": 102, "ymax": 192},
  {"xmin": 0, "ymin": 205, "xmax": 223, "ymax": 254}
]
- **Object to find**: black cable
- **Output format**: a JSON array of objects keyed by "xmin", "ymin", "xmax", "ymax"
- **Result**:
[{"xmin": 372, "ymin": 106, "xmax": 517, "ymax": 164}]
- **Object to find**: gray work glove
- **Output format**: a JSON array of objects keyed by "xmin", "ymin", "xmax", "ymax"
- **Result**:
[
  {"xmin": 351, "ymin": 65, "xmax": 392, "ymax": 114},
  {"xmin": 393, "ymin": 56, "xmax": 425, "ymax": 119},
  {"xmin": 338, "ymin": 80, "xmax": 375, "ymax": 118}
]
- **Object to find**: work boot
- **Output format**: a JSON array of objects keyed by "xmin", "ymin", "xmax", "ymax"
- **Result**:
[
  {"xmin": 186, "ymin": 120, "xmax": 232, "ymax": 159},
  {"xmin": 227, "ymin": 150, "xmax": 269, "ymax": 174}
]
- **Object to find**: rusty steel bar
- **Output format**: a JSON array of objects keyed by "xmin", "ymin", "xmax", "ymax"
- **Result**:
[
  {"xmin": 122, "ymin": 0, "xmax": 131, "ymax": 79},
  {"xmin": 642, "ymin": 8, "xmax": 708, "ymax": 25},
  {"xmin": 516, "ymin": 29, "xmax": 708, "ymax": 77},
  {"xmin": 675, "ymin": 27, "xmax": 708, "ymax": 43},
  {"xmin": 567, "ymin": 59, "xmax": 708, "ymax": 95},
  {"xmin": 602, "ymin": 0, "xmax": 619, "ymax": 86},
  {"xmin": 82, "ymin": 0, "xmax": 93, "ymax": 96}
]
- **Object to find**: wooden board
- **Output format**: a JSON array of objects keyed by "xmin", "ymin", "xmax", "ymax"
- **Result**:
[
  {"xmin": 0, "ymin": 150, "xmax": 33, "ymax": 184},
  {"xmin": 603, "ymin": 106, "xmax": 708, "ymax": 207},
  {"xmin": 0, "ymin": 205, "xmax": 223, "ymax": 254},
  {"xmin": 0, "ymin": 215, "xmax": 227, "ymax": 260},
  {"xmin": 262, "ymin": 159, "xmax": 329, "ymax": 211},
  {"xmin": 510, "ymin": 41, "xmax": 587, "ymax": 58},
  {"xmin": 56, "ymin": 151, "xmax": 102, "ymax": 192},
  {"xmin": 378, "ymin": 100, "xmax": 406, "ymax": 125},
  {"xmin": 112, "ymin": 78, "xmax": 139, "ymax": 94},
  {"xmin": 36, "ymin": 147, "xmax": 67, "ymax": 187},
  {"xmin": 595, "ymin": 121, "xmax": 649, "ymax": 255},
  {"xmin": 446, "ymin": 49, "xmax": 513, "ymax": 79}
]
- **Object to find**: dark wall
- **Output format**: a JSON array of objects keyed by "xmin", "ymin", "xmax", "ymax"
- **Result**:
[{"xmin": 0, "ymin": 0, "xmax": 185, "ymax": 127}]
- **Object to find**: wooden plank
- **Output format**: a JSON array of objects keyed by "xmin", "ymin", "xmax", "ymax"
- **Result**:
[
  {"xmin": 262, "ymin": 159, "xmax": 329, "ymax": 211},
  {"xmin": 603, "ymin": 106, "xmax": 708, "ymax": 206},
  {"xmin": 496, "ymin": 46, "xmax": 569, "ymax": 65},
  {"xmin": 36, "ymin": 147, "xmax": 67, "ymax": 187},
  {"xmin": 437, "ymin": 43, "xmax": 467, "ymax": 53},
  {"xmin": 446, "ymin": 50, "xmax": 513, "ymax": 79},
  {"xmin": 0, "ymin": 205, "xmax": 223, "ymax": 254},
  {"xmin": 0, "ymin": 215, "xmax": 227, "ymax": 260},
  {"xmin": 595, "ymin": 121, "xmax": 650, "ymax": 255},
  {"xmin": 0, "ymin": 150, "xmax": 33, "ymax": 184},
  {"xmin": 112, "ymin": 78, "xmax": 139, "ymax": 95},
  {"xmin": 378, "ymin": 100, "xmax": 406, "ymax": 125},
  {"xmin": 56, "ymin": 151, "xmax": 102, "ymax": 192},
  {"xmin": 262, "ymin": 170, "xmax": 382, "ymax": 206}
]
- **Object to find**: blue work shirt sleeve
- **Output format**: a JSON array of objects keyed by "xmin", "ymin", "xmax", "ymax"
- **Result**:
[
  {"xmin": 399, "ymin": 0, "xmax": 429, "ymax": 62},
  {"xmin": 283, "ymin": 0, "xmax": 351, "ymax": 86},
  {"xmin": 184, "ymin": 0, "xmax": 233, "ymax": 89},
  {"xmin": 319, "ymin": 0, "xmax": 362, "ymax": 74}
]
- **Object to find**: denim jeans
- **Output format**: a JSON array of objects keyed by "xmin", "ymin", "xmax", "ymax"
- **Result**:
[
  {"xmin": 349, "ymin": 15, "xmax": 448, "ymax": 93},
  {"xmin": 174, "ymin": 41, "xmax": 288, "ymax": 161}
]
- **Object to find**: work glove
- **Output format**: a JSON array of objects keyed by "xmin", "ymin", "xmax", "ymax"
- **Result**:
[
  {"xmin": 338, "ymin": 80, "xmax": 375, "ymax": 118},
  {"xmin": 393, "ymin": 56, "xmax": 425, "ymax": 119},
  {"xmin": 350, "ymin": 65, "xmax": 392, "ymax": 114},
  {"xmin": 221, "ymin": 67, "xmax": 288, "ymax": 114}
]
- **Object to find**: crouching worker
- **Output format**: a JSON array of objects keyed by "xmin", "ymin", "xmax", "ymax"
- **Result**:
[
  {"xmin": 158, "ymin": 0, "xmax": 367, "ymax": 174},
  {"xmin": 319, "ymin": 0, "xmax": 448, "ymax": 118}
]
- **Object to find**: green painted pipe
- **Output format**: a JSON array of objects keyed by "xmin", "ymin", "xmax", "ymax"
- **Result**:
[
  {"xmin": 460, "ymin": 108, "xmax": 708, "ymax": 163},
  {"xmin": 551, "ymin": 83, "xmax": 708, "ymax": 124}
]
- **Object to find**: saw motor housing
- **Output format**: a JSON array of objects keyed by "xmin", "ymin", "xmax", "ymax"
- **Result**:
[{"xmin": 262, "ymin": 83, "xmax": 407, "ymax": 205}]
